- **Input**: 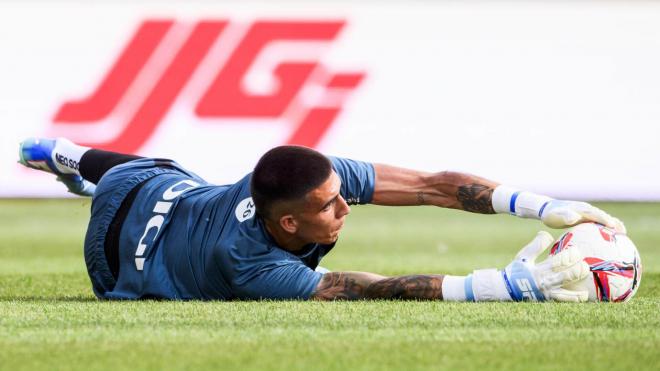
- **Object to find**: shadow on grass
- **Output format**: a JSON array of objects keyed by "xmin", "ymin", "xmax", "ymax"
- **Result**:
[
  {"xmin": 0, "ymin": 295, "xmax": 97, "ymax": 302},
  {"xmin": 1, "ymin": 273, "xmax": 656, "ymax": 303}
]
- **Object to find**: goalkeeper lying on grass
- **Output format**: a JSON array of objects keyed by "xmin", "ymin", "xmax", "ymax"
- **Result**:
[{"xmin": 19, "ymin": 138, "xmax": 625, "ymax": 302}]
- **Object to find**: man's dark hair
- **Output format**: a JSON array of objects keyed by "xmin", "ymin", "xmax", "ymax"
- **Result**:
[{"xmin": 251, "ymin": 145, "xmax": 333, "ymax": 219}]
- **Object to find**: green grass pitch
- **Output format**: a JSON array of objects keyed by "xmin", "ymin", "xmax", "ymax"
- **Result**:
[{"xmin": 1, "ymin": 199, "xmax": 659, "ymax": 370}]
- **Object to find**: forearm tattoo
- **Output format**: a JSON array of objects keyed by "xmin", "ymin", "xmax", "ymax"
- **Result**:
[
  {"xmin": 456, "ymin": 184, "xmax": 495, "ymax": 214},
  {"xmin": 417, "ymin": 191, "xmax": 426, "ymax": 205},
  {"xmin": 313, "ymin": 272, "xmax": 444, "ymax": 301}
]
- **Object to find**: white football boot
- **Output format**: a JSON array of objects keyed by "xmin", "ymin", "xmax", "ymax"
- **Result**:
[{"xmin": 18, "ymin": 137, "xmax": 96, "ymax": 197}]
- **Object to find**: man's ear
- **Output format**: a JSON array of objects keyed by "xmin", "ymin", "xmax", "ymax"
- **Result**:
[{"xmin": 279, "ymin": 214, "xmax": 298, "ymax": 234}]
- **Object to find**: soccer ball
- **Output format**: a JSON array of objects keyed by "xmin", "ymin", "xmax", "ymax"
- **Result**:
[{"xmin": 549, "ymin": 223, "xmax": 642, "ymax": 302}]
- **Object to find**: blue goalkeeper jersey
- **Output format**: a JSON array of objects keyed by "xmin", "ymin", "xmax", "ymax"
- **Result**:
[{"xmin": 95, "ymin": 156, "xmax": 375, "ymax": 300}]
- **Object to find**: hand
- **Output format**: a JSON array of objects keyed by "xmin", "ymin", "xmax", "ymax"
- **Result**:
[
  {"xmin": 540, "ymin": 200, "xmax": 626, "ymax": 234},
  {"xmin": 503, "ymin": 231, "xmax": 590, "ymax": 302}
]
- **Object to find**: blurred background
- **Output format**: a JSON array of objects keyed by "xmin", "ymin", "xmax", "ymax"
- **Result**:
[{"xmin": 1, "ymin": 0, "xmax": 660, "ymax": 199}]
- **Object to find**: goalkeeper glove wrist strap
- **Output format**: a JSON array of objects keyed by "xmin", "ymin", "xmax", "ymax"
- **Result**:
[
  {"xmin": 442, "ymin": 269, "xmax": 513, "ymax": 302},
  {"xmin": 492, "ymin": 185, "xmax": 553, "ymax": 220}
]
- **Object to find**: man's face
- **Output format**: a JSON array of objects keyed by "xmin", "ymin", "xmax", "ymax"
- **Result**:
[{"xmin": 294, "ymin": 171, "xmax": 351, "ymax": 245}]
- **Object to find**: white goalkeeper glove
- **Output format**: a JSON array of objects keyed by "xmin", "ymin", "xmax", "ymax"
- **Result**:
[
  {"xmin": 442, "ymin": 231, "xmax": 590, "ymax": 302},
  {"xmin": 492, "ymin": 185, "xmax": 626, "ymax": 234}
]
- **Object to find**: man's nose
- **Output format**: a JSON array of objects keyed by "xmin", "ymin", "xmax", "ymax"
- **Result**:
[{"xmin": 337, "ymin": 195, "xmax": 351, "ymax": 217}]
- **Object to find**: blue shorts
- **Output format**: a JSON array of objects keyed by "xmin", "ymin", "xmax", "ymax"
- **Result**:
[{"xmin": 83, "ymin": 158, "xmax": 204, "ymax": 298}]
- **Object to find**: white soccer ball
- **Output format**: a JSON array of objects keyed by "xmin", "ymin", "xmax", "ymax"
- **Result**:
[{"xmin": 549, "ymin": 223, "xmax": 642, "ymax": 302}]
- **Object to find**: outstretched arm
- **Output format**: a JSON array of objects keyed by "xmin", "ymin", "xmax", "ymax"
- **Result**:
[
  {"xmin": 371, "ymin": 163, "xmax": 498, "ymax": 213},
  {"xmin": 370, "ymin": 163, "xmax": 626, "ymax": 232},
  {"xmin": 312, "ymin": 232, "xmax": 590, "ymax": 302},
  {"xmin": 312, "ymin": 272, "xmax": 445, "ymax": 300}
]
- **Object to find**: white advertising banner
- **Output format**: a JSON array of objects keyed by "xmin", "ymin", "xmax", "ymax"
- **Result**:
[{"xmin": 1, "ymin": 1, "xmax": 659, "ymax": 199}]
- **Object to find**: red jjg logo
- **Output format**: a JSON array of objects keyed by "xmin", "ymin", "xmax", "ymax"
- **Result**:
[{"xmin": 52, "ymin": 20, "xmax": 365, "ymax": 154}]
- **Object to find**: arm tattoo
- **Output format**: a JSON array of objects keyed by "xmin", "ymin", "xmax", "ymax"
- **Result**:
[
  {"xmin": 417, "ymin": 191, "xmax": 426, "ymax": 205},
  {"xmin": 312, "ymin": 272, "xmax": 444, "ymax": 301},
  {"xmin": 365, "ymin": 275, "xmax": 444, "ymax": 300},
  {"xmin": 456, "ymin": 184, "xmax": 495, "ymax": 214},
  {"xmin": 312, "ymin": 272, "xmax": 370, "ymax": 300}
]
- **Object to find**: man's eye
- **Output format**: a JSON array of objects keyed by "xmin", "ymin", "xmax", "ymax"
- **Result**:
[{"xmin": 322, "ymin": 197, "xmax": 338, "ymax": 212}]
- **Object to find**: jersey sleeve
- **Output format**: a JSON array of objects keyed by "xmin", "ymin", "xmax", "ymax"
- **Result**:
[
  {"xmin": 227, "ymin": 236, "xmax": 323, "ymax": 300},
  {"xmin": 328, "ymin": 156, "xmax": 375, "ymax": 205},
  {"xmin": 232, "ymin": 262, "xmax": 323, "ymax": 300}
]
